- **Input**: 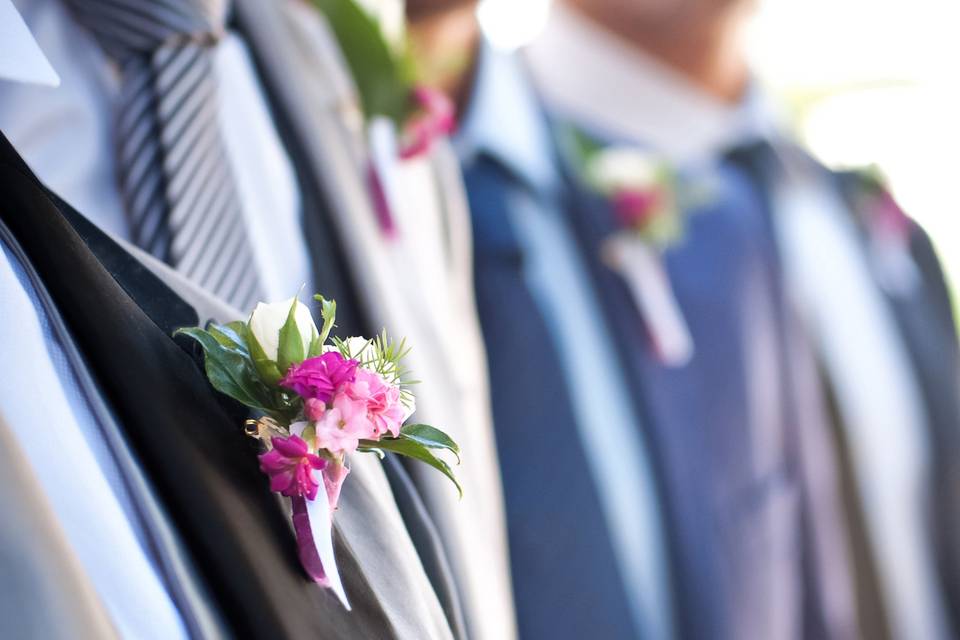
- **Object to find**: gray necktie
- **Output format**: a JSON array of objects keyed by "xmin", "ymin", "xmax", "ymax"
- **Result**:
[{"xmin": 64, "ymin": 0, "xmax": 263, "ymax": 310}]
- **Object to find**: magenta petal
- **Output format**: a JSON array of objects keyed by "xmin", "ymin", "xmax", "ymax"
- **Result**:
[
  {"xmin": 272, "ymin": 435, "xmax": 309, "ymax": 458},
  {"xmin": 291, "ymin": 496, "xmax": 330, "ymax": 585},
  {"xmin": 366, "ymin": 163, "xmax": 398, "ymax": 238},
  {"xmin": 259, "ymin": 435, "xmax": 328, "ymax": 499},
  {"xmin": 281, "ymin": 352, "xmax": 359, "ymax": 402}
]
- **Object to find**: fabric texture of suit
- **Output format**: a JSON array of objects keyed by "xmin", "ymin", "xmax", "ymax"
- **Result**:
[{"xmin": 0, "ymin": 130, "xmax": 456, "ymax": 639}]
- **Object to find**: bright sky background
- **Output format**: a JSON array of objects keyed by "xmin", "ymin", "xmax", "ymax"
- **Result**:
[{"xmin": 479, "ymin": 0, "xmax": 960, "ymax": 296}]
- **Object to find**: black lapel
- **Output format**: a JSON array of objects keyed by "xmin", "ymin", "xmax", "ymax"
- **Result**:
[{"xmin": 0, "ymin": 132, "xmax": 396, "ymax": 639}]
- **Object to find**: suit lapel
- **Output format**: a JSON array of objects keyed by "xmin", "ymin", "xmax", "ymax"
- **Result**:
[{"xmin": 0, "ymin": 132, "xmax": 454, "ymax": 639}]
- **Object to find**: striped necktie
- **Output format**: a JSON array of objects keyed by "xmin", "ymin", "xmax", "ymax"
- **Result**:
[{"xmin": 64, "ymin": 0, "xmax": 263, "ymax": 310}]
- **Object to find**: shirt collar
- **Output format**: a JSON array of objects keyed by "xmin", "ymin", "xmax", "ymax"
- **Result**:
[
  {"xmin": 525, "ymin": 3, "xmax": 783, "ymax": 166},
  {"xmin": 455, "ymin": 40, "xmax": 558, "ymax": 196},
  {"xmin": 0, "ymin": 0, "xmax": 60, "ymax": 86}
]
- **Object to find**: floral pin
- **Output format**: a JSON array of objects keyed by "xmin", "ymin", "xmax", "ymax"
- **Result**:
[
  {"xmin": 848, "ymin": 165, "xmax": 919, "ymax": 296},
  {"xmin": 313, "ymin": 0, "xmax": 456, "ymax": 237},
  {"xmin": 565, "ymin": 128, "xmax": 697, "ymax": 366},
  {"xmin": 175, "ymin": 293, "xmax": 461, "ymax": 609}
]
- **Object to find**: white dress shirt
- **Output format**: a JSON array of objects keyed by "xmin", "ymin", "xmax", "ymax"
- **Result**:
[
  {"xmin": 528, "ymin": 6, "xmax": 948, "ymax": 638},
  {"xmin": 0, "ymin": 0, "xmax": 310, "ymax": 635}
]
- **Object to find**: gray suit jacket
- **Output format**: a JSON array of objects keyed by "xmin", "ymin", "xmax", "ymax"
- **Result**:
[{"xmin": 233, "ymin": 2, "xmax": 517, "ymax": 638}]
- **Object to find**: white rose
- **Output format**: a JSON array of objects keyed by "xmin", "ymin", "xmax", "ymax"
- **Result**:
[
  {"xmin": 355, "ymin": 0, "xmax": 405, "ymax": 50},
  {"xmin": 248, "ymin": 297, "xmax": 318, "ymax": 362},
  {"xmin": 587, "ymin": 146, "xmax": 661, "ymax": 194}
]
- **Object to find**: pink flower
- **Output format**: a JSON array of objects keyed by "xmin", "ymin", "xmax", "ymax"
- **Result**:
[
  {"xmin": 314, "ymin": 392, "xmax": 377, "ymax": 454},
  {"xmin": 280, "ymin": 352, "xmax": 358, "ymax": 403},
  {"xmin": 322, "ymin": 460, "xmax": 351, "ymax": 513},
  {"xmin": 304, "ymin": 398, "xmax": 326, "ymax": 422},
  {"xmin": 347, "ymin": 369, "xmax": 407, "ymax": 438},
  {"xmin": 258, "ymin": 434, "xmax": 327, "ymax": 501},
  {"xmin": 399, "ymin": 85, "xmax": 456, "ymax": 160},
  {"xmin": 612, "ymin": 188, "xmax": 661, "ymax": 230}
]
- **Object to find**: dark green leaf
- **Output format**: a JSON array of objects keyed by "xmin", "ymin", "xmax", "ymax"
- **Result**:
[
  {"xmin": 174, "ymin": 327, "xmax": 276, "ymax": 412},
  {"xmin": 208, "ymin": 321, "xmax": 248, "ymax": 353},
  {"xmin": 400, "ymin": 423, "xmax": 460, "ymax": 463},
  {"xmin": 245, "ymin": 323, "xmax": 283, "ymax": 386},
  {"xmin": 311, "ymin": 0, "xmax": 411, "ymax": 123},
  {"xmin": 359, "ymin": 436, "xmax": 462, "ymax": 497},
  {"xmin": 277, "ymin": 297, "xmax": 305, "ymax": 375}
]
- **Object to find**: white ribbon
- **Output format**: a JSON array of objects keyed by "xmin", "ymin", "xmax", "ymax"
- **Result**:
[
  {"xmin": 603, "ymin": 234, "xmax": 694, "ymax": 367},
  {"xmin": 290, "ymin": 422, "xmax": 350, "ymax": 609}
]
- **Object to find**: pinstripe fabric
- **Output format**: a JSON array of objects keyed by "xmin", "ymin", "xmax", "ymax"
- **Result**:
[{"xmin": 64, "ymin": 0, "xmax": 262, "ymax": 310}]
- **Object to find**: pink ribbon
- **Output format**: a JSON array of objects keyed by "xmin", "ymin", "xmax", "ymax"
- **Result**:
[{"xmin": 398, "ymin": 85, "xmax": 456, "ymax": 160}]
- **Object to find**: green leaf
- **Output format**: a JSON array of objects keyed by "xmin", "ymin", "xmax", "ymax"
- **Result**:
[
  {"xmin": 311, "ymin": 0, "xmax": 412, "ymax": 124},
  {"xmin": 277, "ymin": 297, "xmax": 306, "ymax": 375},
  {"xmin": 245, "ymin": 323, "xmax": 283, "ymax": 386},
  {"xmin": 360, "ymin": 436, "xmax": 462, "ymax": 497},
  {"xmin": 400, "ymin": 424, "xmax": 461, "ymax": 464},
  {"xmin": 174, "ymin": 327, "xmax": 276, "ymax": 413},
  {"xmin": 356, "ymin": 445, "xmax": 386, "ymax": 459},
  {"xmin": 208, "ymin": 321, "xmax": 248, "ymax": 352},
  {"xmin": 313, "ymin": 295, "xmax": 337, "ymax": 346}
]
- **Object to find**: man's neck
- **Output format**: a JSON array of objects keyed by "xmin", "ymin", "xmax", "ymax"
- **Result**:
[
  {"xmin": 406, "ymin": 5, "xmax": 480, "ymax": 115},
  {"xmin": 564, "ymin": 1, "xmax": 751, "ymax": 104}
]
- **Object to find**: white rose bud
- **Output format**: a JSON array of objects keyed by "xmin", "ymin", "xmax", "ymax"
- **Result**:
[
  {"xmin": 248, "ymin": 297, "xmax": 318, "ymax": 362},
  {"xmin": 587, "ymin": 146, "xmax": 661, "ymax": 194},
  {"xmin": 355, "ymin": 0, "xmax": 405, "ymax": 50}
]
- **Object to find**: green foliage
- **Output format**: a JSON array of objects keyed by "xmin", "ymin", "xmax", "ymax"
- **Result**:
[
  {"xmin": 561, "ymin": 124, "xmax": 605, "ymax": 170},
  {"xmin": 175, "ymin": 325, "xmax": 300, "ymax": 423},
  {"xmin": 174, "ymin": 326, "xmax": 276, "ymax": 413},
  {"xmin": 400, "ymin": 423, "xmax": 460, "ymax": 463},
  {"xmin": 311, "ymin": 0, "xmax": 414, "ymax": 124},
  {"xmin": 245, "ymin": 323, "xmax": 283, "ymax": 386},
  {"xmin": 359, "ymin": 427, "xmax": 462, "ymax": 497},
  {"xmin": 277, "ymin": 297, "xmax": 306, "ymax": 375},
  {"xmin": 313, "ymin": 295, "xmax": 338, "ymax": 348}
]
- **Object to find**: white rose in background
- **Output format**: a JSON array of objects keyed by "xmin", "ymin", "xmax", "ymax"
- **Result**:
[
  {"xmin": 354, "ymin": 0, "xmax": 405, "ymax": 50},
  {"xmin": 587, "ymin": 146, "xmax": 662, "ymax": 194},
  {"xmin": 249, "ymin": 298, "xmax": 318, "ymax": 362}
]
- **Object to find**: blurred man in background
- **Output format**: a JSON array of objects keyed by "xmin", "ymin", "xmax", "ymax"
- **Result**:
[
  {"xmin": 525, "ymin": 0, "xmax": 960, "ymax": 638},
  {"xmin": 408, "ymin": 0, "xmax": 859, "ymax": 638}
]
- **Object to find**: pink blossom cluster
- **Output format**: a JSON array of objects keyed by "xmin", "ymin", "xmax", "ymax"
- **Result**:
[
  {"xmin": 259, "ymin": 350, "xmax": 410, "ymax": 504},
  {"xmin": 612, "ymin": 187, "xmax": 663, "ymax": 230},
  {"xmin": 281, "ymin": 351, "xmax": 410, "ymax": 455}
]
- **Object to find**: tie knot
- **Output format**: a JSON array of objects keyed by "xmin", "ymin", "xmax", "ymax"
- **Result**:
[{"xmin": 65, "ymin": 0, "xmax": 229, "ymax": 60}]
